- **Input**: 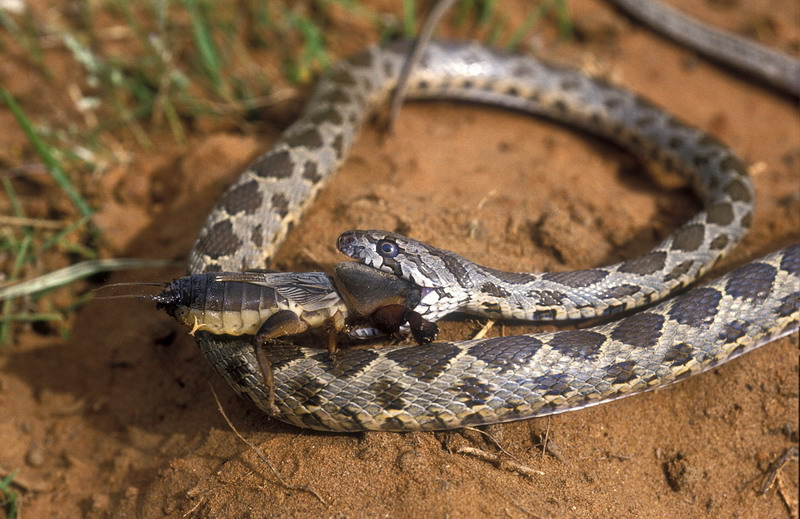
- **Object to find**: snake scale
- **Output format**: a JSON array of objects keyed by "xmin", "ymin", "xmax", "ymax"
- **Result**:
[{"xmin": 185, "ymin": 31, "xmax": 799, "ymax": 430}]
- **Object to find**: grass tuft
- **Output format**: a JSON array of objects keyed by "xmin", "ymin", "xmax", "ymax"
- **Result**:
[
  {"xmin": 0, "ymin": 470, "xmax": 19, "ymax": 519},
  {"xmin": 185, "ymin": 0, "xmax": 225, "ymax": 95},
  {"xmin": 507, "ymin": 0, "xmax": 573, "ymax": 50},
  {"xmin": 0, "ymin": 88, "xmax": 93, "ymax": 217},
  {"xmin": 0, "ymin": 1, "xmax": 569, "ymax": 346}
]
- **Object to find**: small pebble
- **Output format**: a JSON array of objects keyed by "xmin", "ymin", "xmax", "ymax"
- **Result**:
[
  {"xmin": 26, "ymin": 446, "xmax": 45, "ymax": 467},
  {"xmin": 91, "ymin": 493, "xmax": 111, "ymax": 513}
]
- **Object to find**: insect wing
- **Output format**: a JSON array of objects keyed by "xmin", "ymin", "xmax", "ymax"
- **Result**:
[{"xmin": 213, "ymin": 272, "xmax": 340, "ymax": 311}]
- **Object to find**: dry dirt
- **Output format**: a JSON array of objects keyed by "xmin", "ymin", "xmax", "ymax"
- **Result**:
[{"xmin": 1, "ymin": 1, "xmax": 798, "ymax": 518}]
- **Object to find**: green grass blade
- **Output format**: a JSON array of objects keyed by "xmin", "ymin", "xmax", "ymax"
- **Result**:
[
  {"xmin": 506, "ymin": 1, "xmax": 551, "ymax": 50},
  {"xmin": 553, "ymin": 0, "xmax": 573, "ymax": 39},
  {"xmin": 0, "ymin": 470, "xmax": 19, "ymax": 519},
  {"xmin": 39, "ymin": 215, "xmax": 92, "ymax": 254},
  {"xmin": 185, "ymin": 0, "xmax": 224, "ymax": 94},
  {"xmin": 0, "ymin": 258, "xmax": 176, "ymax": 301},
  {"xmin": 2, "ymin": 177, "xmax": 24, "ymax": 219},
  {"xmin": 0, "ymin": 88, "xmax": 93, "ymax": 217},
  {"xmin": 402, "ymin": 0, "xmax": 416, "ymax": 36},
  {"xmin": 477, "ymin": 0, "xmax": 497, "ymax": 27},
  {"xmin": 284, "ymin": 9, "xmax": 331, "ymax": 83}
]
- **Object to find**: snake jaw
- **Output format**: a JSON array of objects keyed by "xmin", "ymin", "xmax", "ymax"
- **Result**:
[
  {"xmin": 419, "ymin": 288, "xmax": 441, "ymax": 310},
  {"xmin": 337, "ymin": 231, "xmax": 387, "ymax": 271},
  {"xmin": 337, "ymin": 230, "xmax": 404, "ymax": 278}
]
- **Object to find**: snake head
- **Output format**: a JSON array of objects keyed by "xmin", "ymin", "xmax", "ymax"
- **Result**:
[{"xmin": 337, "ymin": 230, "xmax": 471, "ymax": 290}]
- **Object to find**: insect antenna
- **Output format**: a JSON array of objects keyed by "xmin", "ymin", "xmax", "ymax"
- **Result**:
[
  {"xmin": 91, "ymin": 281, "xmax": 169, "ymax": 300},
  {"xmin": 91, "ymin": 294, "xmax": 157, "ymax": 301},
  {"xmin": 95, "ymin": 282, "xmax": 168, "ymax": 289}
]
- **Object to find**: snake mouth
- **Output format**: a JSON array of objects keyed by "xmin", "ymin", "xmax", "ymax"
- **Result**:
[
  {"xmin": 337, "ymin": 230, "xmax": 389, "ymax": 269},
  {"xmin": 379, "ymin": 256, "xmax": 404, "ymax": 277},
  {"xmin": 338, "ymin": 231, "xmax": 422, "ymax": 285}
]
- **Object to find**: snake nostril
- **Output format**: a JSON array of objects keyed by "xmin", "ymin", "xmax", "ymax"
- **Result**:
[{"xmin": 337, "ymin": 233, "xmax": 352, "ymax": 249}]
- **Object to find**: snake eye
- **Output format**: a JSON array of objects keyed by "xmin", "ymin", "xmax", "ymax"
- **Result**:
[{"xmin": 377, "ymin": 239, "xmax": 399, "ymax": 258}]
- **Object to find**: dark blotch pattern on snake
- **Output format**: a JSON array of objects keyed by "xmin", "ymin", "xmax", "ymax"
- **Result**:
[{"xmin": 187, "ymin": 40, "xmax": 799, "ymax": 432}]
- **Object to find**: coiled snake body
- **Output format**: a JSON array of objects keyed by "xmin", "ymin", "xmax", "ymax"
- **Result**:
[{"xmin": 187, "ymin": 39, "xmax": 799, "ymax": 432}]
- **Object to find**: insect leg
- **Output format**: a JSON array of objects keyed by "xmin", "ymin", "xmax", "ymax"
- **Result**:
[
  {"xmin": 252, "ymin": 310, "xmax": 310, "ymax": 415},
  {"xmin": 370, "ymin": 304, "xmax": 439, "ymax": 345}
]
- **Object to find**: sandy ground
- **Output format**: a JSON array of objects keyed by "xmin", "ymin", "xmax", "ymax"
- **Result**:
[{"xmin": 1, "ymin": 1, "xmax": 798, "ymax": 517}]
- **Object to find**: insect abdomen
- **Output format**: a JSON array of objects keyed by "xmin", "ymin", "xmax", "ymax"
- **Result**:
[{"xmin": 158, "ymin": 274, "xmax": 285, "ymax": 336}]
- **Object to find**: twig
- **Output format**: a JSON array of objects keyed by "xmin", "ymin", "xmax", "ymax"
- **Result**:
[
  {"xmin": 210, "ymin": 385, "xmax": 328, "ymax": 506},
  {"xmin": 300, "ymin": 247, "xmax": 326, "ymax": 271},
  {"xmin": 181, "ymin": 496, "xmax": 206, "ymax": 518},
  {"xmin": 541, "ymin": 418, "xmax": 550, "ymax": 458},
  {"xmin": 0, "ymin": 163, "xmax": 48, "ymax": 178},
  {"xmin": 0, "ymin": 215, "xmax": 67, "ymax": 229},
  {"xmin": 532, "ymin": 417, "xmax": 567, "ymax": 462},
  {"xmin": 463, "ymin": 426, "xmax": 525, "ymax": 466},
  {"xmin": 472, "ymin": 319, "xmax": 496, "ymax": 340},
  {"xmin": 776, "ymin": 473, "xmax": 798, "ymax": 519},
  {"xmin": 457, "ymin": 446, "xmax": 545, "ymax": 478},
  {"xmin": 760, "ymin": 446, "xmax": 799, "ymax": 495},
  {"xmin": 386, "ymin": 0, "xmax": 458, "ymax": 130}
]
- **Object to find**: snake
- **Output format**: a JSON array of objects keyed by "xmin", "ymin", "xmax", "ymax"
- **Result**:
[
  {"xmin": 184, "ymin": 21, "xmax": 799, "ymax": 430},
  {"xmin": 607, "ymin": 0, "xmax": 800, "ymax": 95}
]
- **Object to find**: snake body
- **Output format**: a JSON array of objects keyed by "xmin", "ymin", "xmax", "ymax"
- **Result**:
[
  {"xmin": 203, "ymin": 246, "xmax": 798, "ymax": 431},
  {"xmin": 607, "ymin": 0, "xmax": 800, "ymax": 95},
  {"xmin": 187, "ymin": 39, "xmax": 799, "ymax": 431}
]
